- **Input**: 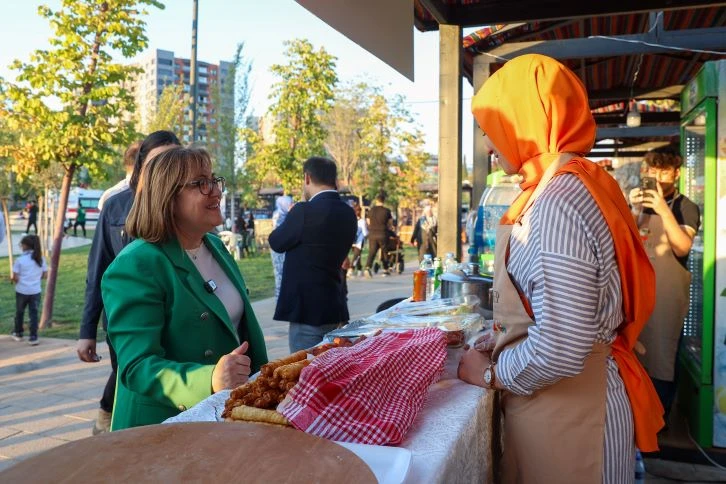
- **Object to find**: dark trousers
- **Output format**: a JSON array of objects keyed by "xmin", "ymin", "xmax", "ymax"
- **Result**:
[
  {"xmin": 350, "ymin": 246, "xmax": 363, "ymax": 271},
  {"xmin": 365, "ymin": 236, "xmax": 389, "ymax": 270},
  {"xmin": 26, "ymin": 219, "xmax": 37, "ymax": 234},
  {"xmin": 14, "ymin": 293, "xmax": 40, "ymax": 338},
  {"xmin": 73, "ymin": 221, "xmax": 86, "ymax": 237},
  {"xmin": 99, "ymin": 335, "xmax": 118, "ymax": 413}
]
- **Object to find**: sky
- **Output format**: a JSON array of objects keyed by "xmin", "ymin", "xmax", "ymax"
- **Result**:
[{"xmin": 0, "ymin": 0, "xmax": 476, "ymax": 166}]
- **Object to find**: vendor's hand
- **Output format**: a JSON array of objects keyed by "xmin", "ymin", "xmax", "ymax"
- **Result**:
[
  {"xmin": 628, "ymin": 187, "xmax": 644, "ymax": 207},
  {"xmin": 77, "ymin": 338, "xmax": 100, "ymax": 362},
  {"xmin": 457, "ymin": 347, "xmax": 492, "ymax": 388},
  {"xmin": 634, "ymin": 340, "xmax": 646, "ymax": 355},
  {"xmin": 473, "ymin": 332, "xmax": 496, "ymax": 353},
  {"xmin": 642, "ymin": 183, "xmax": 669, "ymax": 216},
  {"xmin": 212, "ymin": 341, "xmax": 251, "ymax": 392}
]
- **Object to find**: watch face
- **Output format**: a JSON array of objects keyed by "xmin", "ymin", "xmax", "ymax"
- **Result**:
[{"xmin": 484, "ymin": 368, "xmax": 492, "ymax": 385}]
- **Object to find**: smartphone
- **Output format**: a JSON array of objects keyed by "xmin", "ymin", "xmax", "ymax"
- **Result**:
[{"xmin": 641, "ymin": 176, "xmax": 657, "ymax": 191}]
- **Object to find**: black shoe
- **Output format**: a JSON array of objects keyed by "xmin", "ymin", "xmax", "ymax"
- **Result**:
[{"xmin": 373, "ymin": 262, "xmax": 380, "ymax": 274}]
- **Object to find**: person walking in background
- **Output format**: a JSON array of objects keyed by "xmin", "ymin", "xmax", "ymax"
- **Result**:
[
  {"xmin": 98, "ymin": 140, "xmax": 142, "ymax": 211},
  {"xmin": 247, "ymin": 212, "xmax": 256, "ymax": 254},
  {"xmin": 629, "ymin": 146, "xmax": 700, "ymax": 422},
  {"xmin": 76, "ymin": 131, "xmax": 182, "ymax": 435},
  {"xmin": 271, "ymin": 195, "xmax": 293, "ymax": 299},
  {"xmin": 101, "ymin": 146, "xmax": 268, "ymax": 431},
  {"xmin": 347, "ymin": 203, "xmax": 368, "ymax": 278},
  {"xmin": 364, "ymin": 193, "xmax": 394, "ymax": 278},
  {"xmin": 25, "ymin": 201, "xmax": 38, "ymax": 234},
  {"xmin": 73, "ymin": 205, "xmax": 87, "ymax": 237},
  {"xmin": 410, "ymin": 203, "xmax": 437, "ymax": 261},
  {"xmin": 11, "ymin": 235, "xmax": 47, "ymax": 346},
  {"xmin": 269, "ymin": 157, "xmax": 357, "ymax": 352}
]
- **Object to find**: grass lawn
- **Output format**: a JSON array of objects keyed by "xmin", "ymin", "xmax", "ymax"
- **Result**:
[
  {"xmin": 0, "ymin": 244, "xmax": 275, "ymax": 340},
  {"xmin": 0, "ymin": 240, "xmax": 422, "ymax": 340}
]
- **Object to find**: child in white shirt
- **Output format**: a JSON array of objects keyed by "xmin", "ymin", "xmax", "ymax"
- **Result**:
[{"xmin": 11, "ymin": 235, "xmax": 48, "ymax": 345}]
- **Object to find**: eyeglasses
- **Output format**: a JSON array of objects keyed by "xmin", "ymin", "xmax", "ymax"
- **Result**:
[{"xmin": 184, "ymin": 176, "xmax": 226, "ymax": 195}]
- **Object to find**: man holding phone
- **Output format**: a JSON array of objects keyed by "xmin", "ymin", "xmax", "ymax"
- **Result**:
[{"xmin": 629, "ymin": 145, "xmax": 700, "ymax": 422}]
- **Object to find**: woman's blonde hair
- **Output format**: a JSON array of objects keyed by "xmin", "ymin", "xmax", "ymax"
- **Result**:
[{"xmin": 126, "ymin": 146, "xmax": 213, "ymax": 243}]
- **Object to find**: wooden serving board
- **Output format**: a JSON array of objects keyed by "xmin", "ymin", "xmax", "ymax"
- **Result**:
[{"xmin": 0, "ymin": 422, "xmax": 377, "ymax": 483}]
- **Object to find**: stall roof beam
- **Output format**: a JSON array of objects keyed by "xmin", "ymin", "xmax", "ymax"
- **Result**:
[
  {"xmin": 483, "ymin": 26, "xmax": 726, "ymax": 60},
  {"xmin": 418, "ymin": 0, "xmax": 451, "ymax": 25},
  {"xmin": 596, "ymin": 126, "xmax": 680, "ymax": 139},
  {"xmin": 589, "ymin": 151, "xmax": 650, "ymax": 158},
  {"xmin": 589, "ymin": 85, "xmax": 684, "ymax": 102},
  {"xmin": 445, "ymin": 1, "xmax": 724, "ymax": 26},
  {"xmin": 594, "ymin": 111, "xmax": 681, "ymax": 125}
]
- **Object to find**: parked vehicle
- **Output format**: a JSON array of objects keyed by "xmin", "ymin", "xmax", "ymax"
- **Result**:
[{"xmin": 64, "ymin": 188, "xmax": 104, "ymax": 223}]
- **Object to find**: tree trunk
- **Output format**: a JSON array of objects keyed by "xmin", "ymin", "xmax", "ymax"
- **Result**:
[
  {"xmin": 40, "ymin": 164, "xmax": 76, "ymax": 329},
  {"xmin": 1, "ymin": 197, "xmax": 13, "ymax": 276}
]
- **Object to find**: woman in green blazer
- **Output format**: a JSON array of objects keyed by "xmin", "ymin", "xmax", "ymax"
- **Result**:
[{"xmin": 102, "ymin": 146, "xmax": 268, "ymax": 431}]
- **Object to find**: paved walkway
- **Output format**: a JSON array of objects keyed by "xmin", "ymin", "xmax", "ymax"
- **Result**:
[
  {"xmin": 0, "ymin": 233, "xmax": 92, "ymax": 258},
  {"xmin": 2, "ymin": 268, "xmax": 726, "ymax": 482},
  {"xmin": 0, "ymin": 270, "xmax": 413, "ymax": 471}
]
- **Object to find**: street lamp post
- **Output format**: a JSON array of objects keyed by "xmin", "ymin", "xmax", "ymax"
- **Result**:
[{"xmin": 190, "ymin": 0, "xmax": 199, "ymax": 143}]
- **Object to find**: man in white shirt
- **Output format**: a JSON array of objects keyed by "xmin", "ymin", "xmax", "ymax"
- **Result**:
[{"xmin": 98, "ymin": 140, "xmax": 141, "ymax": 211}]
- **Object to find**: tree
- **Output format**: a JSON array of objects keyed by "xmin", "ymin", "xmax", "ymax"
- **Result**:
[
  {"xmin": 208, "ymin": 43, "xmax": 252, "ymax": 228},
  {"xmin": 324, "ymin": 82, "xmax": 370, "ymax": 202},
  {"xmin": 356, "ymin": 91, "xmax": 429, "ymax": 212},
  {"xmin": 141, "ymin": 82, "xmax": 187, "ymax": 134},
  {"xmin": 246, "ymin": 39, "xmax": 337, "ymax": 195},
  {"xmin": 0, "ymin": 0, "xmax": 163, "ymax": 328}
]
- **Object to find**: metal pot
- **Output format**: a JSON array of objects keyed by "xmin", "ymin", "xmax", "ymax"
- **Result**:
[{"xmin": 440, "ymin": 264, "xmax": 493, "ymax": 312}]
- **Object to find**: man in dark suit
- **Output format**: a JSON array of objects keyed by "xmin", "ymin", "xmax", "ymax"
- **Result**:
[{"xmin": 269, "ymin": 157, "xmax": 357, "ymax": 352}]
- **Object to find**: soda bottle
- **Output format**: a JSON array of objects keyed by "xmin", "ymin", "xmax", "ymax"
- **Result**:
[
  {"xmin": 412, "ymin": 270, "xmax": 427, "ymax": 302},
  {"xmin": 433, "ymin": 257, "xmax": 443, "ymax": 291},
  {"xmin": 420, "ymin": 254, "xmax": 435, "ymax": 299},
  {"xmin": 634, "ymin": 449, "xmax": 645, "ymax": 484}
]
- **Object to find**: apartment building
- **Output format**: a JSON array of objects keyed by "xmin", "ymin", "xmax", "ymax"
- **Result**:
[{"xmin": 131, "ymin": 49, "xmax": 233, "ymax": 144}]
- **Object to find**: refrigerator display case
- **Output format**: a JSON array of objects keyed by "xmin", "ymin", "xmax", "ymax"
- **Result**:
[{"xmin": 677, "ymin": 60, "xmax": 726, "ymax": 448}]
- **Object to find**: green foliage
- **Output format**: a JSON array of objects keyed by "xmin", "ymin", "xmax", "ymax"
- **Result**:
[
  {"xmin": 245, "ymin": 39, "xmax": 337, "ymax": 195},
  {"xmin": 324, "ymin": 82, "xmax": 370, "ymax": 196},
  {"xmin": 0, "ymin": 0, "xmax": 164, "ymax": 326},
  {"xmin": 142, "ymin": 82, "xmax": 187, "ymax": 135},
  {"xmin": 357, "ymin": 92, "xmax": 428, "ymax": 209},
  {"xmin": 0, "ymin": 0, "xmax": 164, "ymax": 180}
]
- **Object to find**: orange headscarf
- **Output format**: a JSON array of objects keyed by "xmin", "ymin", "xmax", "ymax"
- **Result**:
[{"xmin": 472, "ymin": 54, "xmax": 663, "ymax": 451}]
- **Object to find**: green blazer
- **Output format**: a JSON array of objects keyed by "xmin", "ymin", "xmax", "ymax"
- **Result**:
[{"xmin": 102, "ymin": 233, "xmax": 268, "ymax": 431}]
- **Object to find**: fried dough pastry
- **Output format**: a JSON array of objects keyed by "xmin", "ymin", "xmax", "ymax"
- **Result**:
[
  {"xmin": 273, "ymin": 359, "xmax": 310, "ymax": 381},
  {"xmin": 227, "ymin": 405, "xmax": 290, "ymax": 426},
  {"xmin": 260, "ymin": 351, "xmax": 307, "ymax": 377}
]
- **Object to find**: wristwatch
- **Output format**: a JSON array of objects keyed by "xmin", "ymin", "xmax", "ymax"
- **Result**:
[{"xmin": 483, "ymin": 363, "xmax": 496, "ymax": 389}]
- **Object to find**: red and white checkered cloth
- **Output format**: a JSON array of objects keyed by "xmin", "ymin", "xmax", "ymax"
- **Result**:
[{"xmin": 279, "ymin": 328, "xmax": 447, "ymax": 445}]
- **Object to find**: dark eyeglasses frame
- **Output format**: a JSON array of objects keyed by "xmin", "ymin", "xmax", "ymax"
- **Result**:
[{"xmin": 184, "ymin": 176, "xmax": 226, "ymax": 195}]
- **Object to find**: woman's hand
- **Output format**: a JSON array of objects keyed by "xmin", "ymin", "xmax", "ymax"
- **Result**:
[
  {"xmin": 457, "ymin": 346, "xmax": 492, "ymax": 388},
  {"xmin": 212, "ymin": 341, "xmax": 251, "ymax": 392},
  {"xmin": 473, "ymin": 332, "xmax": 496, "ymax": 353}
]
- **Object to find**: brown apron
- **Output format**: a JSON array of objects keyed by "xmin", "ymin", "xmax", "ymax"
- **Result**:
[
  {"xmin": 636, "ymin": 200, "xmax": 692, "ymax": 381},
  {"xmin": 491, "ymin": 169, "xmax": 608, "ymax": 483}
]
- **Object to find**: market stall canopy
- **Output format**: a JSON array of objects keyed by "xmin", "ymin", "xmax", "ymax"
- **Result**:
[
  {"xmin": 295, "ymin": 0, "xmax": 414, "ymax": 80},
  {"xmin": 459, "ymin": 6, "xmax": 726, "ymax": 154},
  {"xmin": 413, "ymin": 0, "xmax": 723, "ymax": 29}
]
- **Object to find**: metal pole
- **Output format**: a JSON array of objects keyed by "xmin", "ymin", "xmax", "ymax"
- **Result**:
[{"xmin": 190, "ymin": 0, "xmax": 199, "ymax": 143}]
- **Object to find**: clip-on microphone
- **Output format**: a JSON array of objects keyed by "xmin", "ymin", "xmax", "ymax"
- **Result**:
[{"xmin": 203, "ymin": 279, "xmax": 218, "ymax": 294}]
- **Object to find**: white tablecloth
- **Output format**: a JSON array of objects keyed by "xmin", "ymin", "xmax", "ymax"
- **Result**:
[{"xmin": 165, "ymin": 348, "xmax": 494, "ymax": 483}]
